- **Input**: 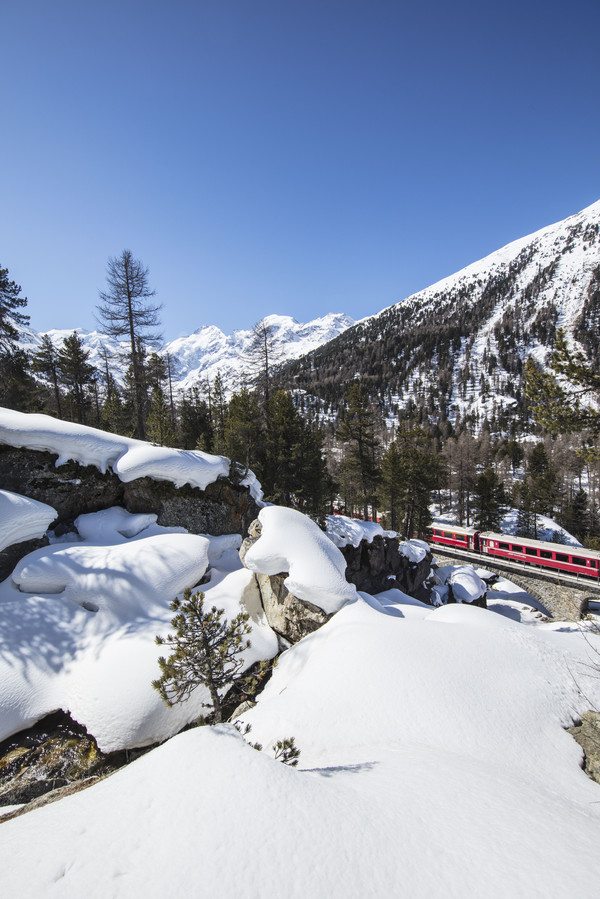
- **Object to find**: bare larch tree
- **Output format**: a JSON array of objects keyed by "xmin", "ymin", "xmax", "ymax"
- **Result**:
[{"xmin": 97, "ymin": 250, "xmax": 162, "ymax": 439}]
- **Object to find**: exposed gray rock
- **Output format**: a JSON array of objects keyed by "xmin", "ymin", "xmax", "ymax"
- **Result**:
[
  {"xmin": 340, "ymin": 534, "xmax": 432, "ymax": 597},
  {"xmin": 568, "ymin": 711, "xmax": 600, "ymax": 784},
  {"xmin": 253, "ymin": 571, "xmax": 331, "ymax": 644},
  {"xmin": 0, "ymin": 536, "xmax": 50, "ymax": 583},
  {"xmin": 240, "ymin": 520, "xmax": 432, "ymax": 642},
  {"xmin": 0, "ymin": 445, "xmax": 260, "ymax": 541}
]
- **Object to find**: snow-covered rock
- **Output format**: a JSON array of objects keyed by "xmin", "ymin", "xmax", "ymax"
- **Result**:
[
  {"xmin": 242, "ymin": 507, "xmax": 357, "ymax": 615},
  {"xmin": 0, "ymin": 490, "xmax": 57, "ymax": 552}
]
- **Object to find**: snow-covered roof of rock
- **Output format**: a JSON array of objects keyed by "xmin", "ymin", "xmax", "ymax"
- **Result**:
[
  {"xmin": 0, "ymin": 407, "xmax": 262, "ymax": 500},
  {"xmin": 0, "ymin": 489, "xmax": 57, "ymax": 552},
  {"xmin": 325, "ymin": 513, "xmax": 395, "ymax": 548},
  {"xmin": 244, "ymin": 507, "xmax": 357, "ymax": 614}
]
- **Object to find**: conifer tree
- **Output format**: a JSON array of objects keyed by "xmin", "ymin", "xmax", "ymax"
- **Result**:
[
  {"xmin": 338, "ymin": 382, "xmax": 381, "ymax": 519},
  {"xmin": 147, "ymin": 384, "xmax": 176, "ymax": 446},
  {"xmin": 472, "ymin": 467, "xmax": 506, "ymax": 531},
  {"xmin": 179, "ymin": 387, "xmax": 213, "ymax": 451},
  {"xmin": 223, "ymin": 387, "xmax": 261, "ymax": 469},
  {"xmin": 57, "ymin": 332, "xmax": 97, "ymax": 424},
  {"xmin": 0, "ymin": 265, "xmax": 29, "ymax": 353},
  {"xmin": 525, "ymin": 328, "xmax": 600, "ymax": 434},
  {"xmin": 32, "ymin": 334, "xmax": 63, "ymax": 417},
  {"xmin": 153, "ymin": 588, "xmax": 251, "ymax": 724},
  {"xmin": 97, "ymin": 250, "xmax": 161, "ymax": 440}
]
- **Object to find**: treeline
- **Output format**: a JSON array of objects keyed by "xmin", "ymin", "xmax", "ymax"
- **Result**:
[
  {"xmin": 3, "ymin": 254, "xmax": 600, "ymax": 543},
  {"xmin": 0, "ymin": 257, "xmax": 334, "ymax": 515}
]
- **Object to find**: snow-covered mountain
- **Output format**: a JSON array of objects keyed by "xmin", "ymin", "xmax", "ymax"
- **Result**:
[
  {"xmin": 19, "ymin": 313, "xmax": 355, "ymax": 396},
  {"xmin": 282, "ymin": 199, "xmax": 600, "ymax": 430}
]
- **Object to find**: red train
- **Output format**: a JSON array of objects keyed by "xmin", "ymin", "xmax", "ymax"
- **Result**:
[{"xmin": 428, "ymin": 523, "xmax": 600, "ymax": 580}]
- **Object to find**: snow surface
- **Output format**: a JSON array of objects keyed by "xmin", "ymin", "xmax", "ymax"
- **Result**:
[
  {"xmin": 0, "ymin": 508, "xmax": 277, "ymax": 750},
  {"xmin": 325, "ymin": 513, "xmax": 394, "ymax": 547},
  {"xmin": 0, "ymin": 490, "xmax": 57, "ymax": 552},
  {"xmin": 1, "ymin": 592, "xmax": 599, "ymax": 897},
  {"xmin": 244, "ymin": 507, "xmax": 357, "ymax": 613},
  {"xmin": 0, "ymin": 407, "xmax": 266, "ymax": 501},
  {"xmin": 398, "ymin": 537, "xmax": 429, "ymax": 563}
]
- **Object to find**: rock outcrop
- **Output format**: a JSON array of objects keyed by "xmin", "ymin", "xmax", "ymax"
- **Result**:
[
  {"xmin": 0, "ymin": 445, "xmax": 260, "ymax": 540},
  {"xmin": 340, "ymin": 534, "xmax": 432, "ymax": 598},
  {"xmin": 568, "ymin": 711, "xmax": 600, "ymax": 784},
  {"xmin": 240, "ymin": 519, "xmax": 331, "ymax": 644},
  {"xmin": 240, "ymin": 521, "xmax": 433, "ymax": 643}
]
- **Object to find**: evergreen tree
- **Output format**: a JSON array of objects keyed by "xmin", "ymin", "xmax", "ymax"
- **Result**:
[
  {"xmin": 57, "ymin": 332, "xmax": 97, "ymax": 424},
  {"xmin": 473, "ymin": 467, "xmax": 506, "ymax": 531},
  {"xmin": 0, "ymin": 265, "xmax": 29, "ymax": 353},
  {"xmin": 560, "ymin": 488, "xmax": 590, "ymax": 543},
  {"xmin": 153, "ymin": 588, "xmax": 251, "ymax": 725},
  {"xmin": 32, "ymin": 334, "xmax": 63, "ymax": 417},
  {"xmin": 338, "ymin": 382, "xmax": 381, "ymax": 519},
  {"xmin": 381, "ymin": 424, "xmax": 443, "ymax": 537},
  {"xmin": 525, "ymin": 328, "xmax": 600, "ymax": 434},
  {"xmin": 0, "ymin": 348, "xmax": 38, "ymax": 411},
  {"xmin": 97, "ymin": 250, "xmax": 161, "ymax": 440},
  {"xmin": 147, "ymin": 384, "xmax": 176, "ymax": 446},
  {"xmin": 211, "ymin": 372, "xmax": 228, "ymax": 452},
  {"xmin": 179, "ymin": 387, "xmax": 214, "ymax": 451},
  {"xmin": 223, "ymin": 388, "xmax": 261, "ymax": 469}
]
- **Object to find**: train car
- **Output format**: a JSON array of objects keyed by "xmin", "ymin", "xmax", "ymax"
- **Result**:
[
  {"xmin": 479, "ymin": 532, "xmax": 600, "ymax": 580},
  {"xmin": 428, "ymin": 523, "xmax": 481, "ymax": 552}
]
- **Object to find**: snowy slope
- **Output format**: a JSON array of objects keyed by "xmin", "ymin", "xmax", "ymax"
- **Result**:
[
  {"xmin": 283, "ymin": 199, "xmax": 600, "ymax": 428},
  {"xmin": 0, "ymin": 594, "xmax": 599, "ymax": 897}
]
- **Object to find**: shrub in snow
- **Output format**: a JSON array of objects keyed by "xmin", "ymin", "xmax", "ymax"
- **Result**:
[
  {"xmin": 273, "ymin": 736, "xmax": 301, "ymax": 767},
  {"xmin": 153, "ymin": 588, "xmax": 252, "ymax": 724}
]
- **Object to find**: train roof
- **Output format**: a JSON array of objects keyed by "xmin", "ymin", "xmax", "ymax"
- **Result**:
[
  {"xmin": 430, "ymin": 523, "xmax": 479, "ymax": 536},
  {"xmin": 478, "ymin": 531, "xmax": 600, "ymax": 561}
]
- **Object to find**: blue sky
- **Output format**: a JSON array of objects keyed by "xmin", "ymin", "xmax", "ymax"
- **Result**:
[{"xmin": 2, "ymin": 0, "xmax": 599, "ymax": 341}]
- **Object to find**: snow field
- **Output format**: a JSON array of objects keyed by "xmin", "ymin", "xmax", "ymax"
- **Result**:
[
  {"xmin": 1, "ymin": 592, "xmax": 600, "ymax": 897},
  {"xmin": 0, "ymin": 507, "xmax": 278, "ymax": 751}
]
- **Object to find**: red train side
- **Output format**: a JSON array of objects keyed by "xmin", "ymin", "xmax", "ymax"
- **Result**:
[{"xmin": 428, "ymin": 524, "xmax": 600, "ymax": 580}]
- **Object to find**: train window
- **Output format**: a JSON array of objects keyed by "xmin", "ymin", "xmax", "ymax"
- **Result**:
[
  {"xmin": 499, "ymin": 542, "xmax": 509, "ymax": 550},
  {"xmin": 540, "ymin": 551, "xmax": 551, "ymax": 559},
  {"xmin": 555, "ymin": 553, "xmax": 569, "ymax": 563},
  {"xmin": 525, "ymin": 548, "xmax": 538, "ymax": 556}
]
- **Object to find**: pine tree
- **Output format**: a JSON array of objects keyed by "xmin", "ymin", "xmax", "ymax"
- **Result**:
[
  {"xmin": 223, "ymin": 388, "xmax": 261, "ymax": 469},
  {"xmin": 381, "ymin": 424, "xmax": 444, "ymax": 537},
  {"xmin": 338, "ymin": 382, "xmax": 381, "ymax": 519},
  {"xmin": 153, "ymin": 588, "xmax": 251, "ymax": 724},
  {"xmin": 56, "ymin": 332, "xmax": 97, "ymax": 424},
  {"xmin": 32, "ymin": 334, "xmax": 63, "ymax": 417},
  {"xmin": 0, "ymin": 265, "xmax": 29, "ymax": 353},
  {"xmin": 97, "ymin": 250, "xmax": 161, "ymax": 440},
  {"xmin": 525, "ymin": 328, "xmax": 600, "ymax": 434},
  {"xmin": 473, "ymin": 467, "xmax": 506, "ymax": 531},
  {"xmin": 179, "ymin": 387, "xmax": 213, "ymax": 451},
  {"xmin": 147, "ymin": 384, "xmax": 176, "ymax": 446}
]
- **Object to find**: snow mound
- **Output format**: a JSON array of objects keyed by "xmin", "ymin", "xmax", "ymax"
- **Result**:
[
  {"xmin": 325, "ymin": 513, "xmax": 395, "ymax": 547},
  {"xmin": 0, "ymin": 489, "xmax": 57, "ymax": 552},
  {"xmin": 0, "ymin": 509, "xmax": 277, "ymax": 751},
  {"xmin": 398, "ymin": 537, "xmax": 429, "ymax": 563},
  {"xmin": 244, "ymin": 507, "xmax": 357, "ymax": 613},
  {"xmin": 435, "ymin": 564, "xmax": 487, "ymax": 603},
  {"xmin": 0, "ymin": 407, "xmax": 237, "ymax": 493}
]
